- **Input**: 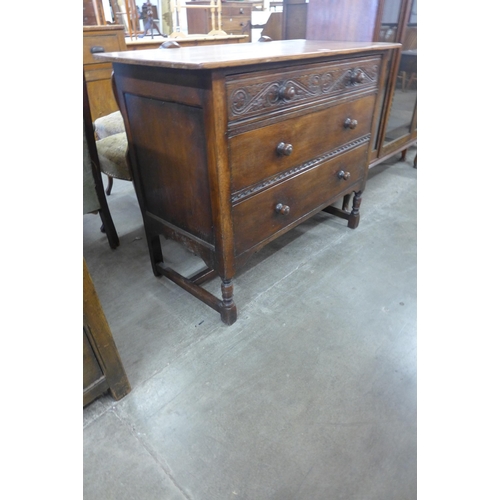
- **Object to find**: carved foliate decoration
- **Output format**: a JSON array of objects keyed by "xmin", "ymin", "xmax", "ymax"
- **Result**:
[{"xmin": 226, "ymin": 58, "xmax": 380, "ymax": 123}]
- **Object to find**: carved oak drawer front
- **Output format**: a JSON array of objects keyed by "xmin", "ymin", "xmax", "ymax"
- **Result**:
[
  {"xmin": 226, "ymin": 56, "xmax": 381, "ymax": 126},
  {"xmin": 229, "ymin": 94, "xmax": 376, "ymax": 193},
  {"xmin": 232, "ymin": 145, "xmax": 368, "ymax": 255}
]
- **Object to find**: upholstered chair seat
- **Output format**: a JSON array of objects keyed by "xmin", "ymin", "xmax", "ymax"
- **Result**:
[
  {"xmin": 94, "ymin": 110, "xmax": 125, "ymax": 139},
  {"xmin": 96, "ymin": 132, "xmax": 132, "ymax": 187}
]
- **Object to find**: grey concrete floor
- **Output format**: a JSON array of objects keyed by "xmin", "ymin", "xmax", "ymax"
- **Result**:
[{"xmin": 83, "ymin": 147, "xmax": 417, "ymax": 500}]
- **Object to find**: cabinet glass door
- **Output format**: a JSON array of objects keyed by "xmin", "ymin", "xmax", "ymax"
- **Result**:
[{"xmin": 377, "ymin": 0, "xmax": 417, "ymax": 154}]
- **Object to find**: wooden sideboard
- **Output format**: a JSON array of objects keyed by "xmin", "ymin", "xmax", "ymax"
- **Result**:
[
  {"xmin": 95, "ymin": 39, "xmax": 398, "ymax": 324},
  {"xmin": 83, "ymin": 25, "xmax": 127, "ymax": 122}
]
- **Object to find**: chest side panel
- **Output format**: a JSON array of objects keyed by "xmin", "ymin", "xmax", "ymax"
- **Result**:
[{"xmin": 125, "ymin": 93, "xmax": 214, "ymax": 245}]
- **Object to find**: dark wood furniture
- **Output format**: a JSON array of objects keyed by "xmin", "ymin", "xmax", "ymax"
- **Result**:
[
  {"xmin": 83, "ymin": 259, "xmax": 131, "ymax": 407},
  {"xmin": 306, "ymin": 0, "xmax": 380, "ymax": 42},
  {"xmin": 83, "ymin": 25, "xmax": 128, "ymax": 123},
  {"xmin": 258, "ymin": 0, "xmax": 307, "ymax": 41},
  {"xmin": 95, "ymin": 39, "xmax": 398, "ymax": 324},
  {"xmin": 281, "ymin": 0, "xmax": 307, "ymax": 39},
  {"xmin": 83, "ymin": 0, "xmax": 105, "ymax": 25}
]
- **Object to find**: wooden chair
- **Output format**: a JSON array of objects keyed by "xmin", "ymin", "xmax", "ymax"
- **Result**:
[
  {"xmin": 83, "ymin": 74, "xmax": 119, "ymax": 249},
  {"xmin": 94, "ymin": 111, "xmax": 130, "ymax": 195},
  {"xmin": 93, "ymin": 75, "xmax": 132, "ymax": 196}
]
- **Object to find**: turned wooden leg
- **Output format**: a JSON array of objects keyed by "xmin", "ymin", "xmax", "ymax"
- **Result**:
[
  {"xmin": 400, "ymin": 149, "xmax": 407, "ymax": 161},
  {"xmin": 106, "ymin": 176, "xmax": 114, "ymax": 195},
  {"xmin": 347, "ymin": 191, "xmax": 362, "ymax": 229},
  {"xmin": 220, "ymin": 279, "xmax": 237, "ymax": 325}
]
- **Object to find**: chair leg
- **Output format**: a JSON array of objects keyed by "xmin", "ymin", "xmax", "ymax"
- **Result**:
[
  {"xmin": 407, "ymin": 73, "xmax": 417, "ymax": 90},
  {"xmin": 106, "ymin": 176, "xmax": 114, "ymax": 195},
  {"xmin": 400, "ymin": 70, "xmax": 407, "ymax": 91},
  {"xmin": 98, "ymin": 210, "xmax": 119, "ymax": 249}
]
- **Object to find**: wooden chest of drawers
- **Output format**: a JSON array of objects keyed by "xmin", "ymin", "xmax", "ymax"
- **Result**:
[
  {"xmin": 95, "ymin": 39, "xmax": 398, "ymax": 324},
  {"xmin": 186, "ymin": 0, "xmax": 257, "ymax": 40}
]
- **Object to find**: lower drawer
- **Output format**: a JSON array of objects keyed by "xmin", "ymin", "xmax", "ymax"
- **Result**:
[
  {"xmin": 232, "ymin": 145, "xmax": 368, "ymax": 255},
  {"xmin": 221, "ymin": 16, "xmax": 249, "ymax": 33}
]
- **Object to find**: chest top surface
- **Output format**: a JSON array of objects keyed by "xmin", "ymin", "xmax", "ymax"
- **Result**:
[{"xmin": 93, "ymin": 39, "xmax": 400, "ymax": 70}]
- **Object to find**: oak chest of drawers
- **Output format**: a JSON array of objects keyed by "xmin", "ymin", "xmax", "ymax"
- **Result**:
[{"xmin": 95, "ymin": 39, "xmax": 399, "ymax": 324}]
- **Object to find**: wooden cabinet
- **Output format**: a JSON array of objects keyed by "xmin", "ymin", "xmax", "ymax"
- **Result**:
[
  {"xmin": 371, "ymin": 0, "xmax": 416, "ymax": 166},
  {"xmin": 186, "ymin": 1, "xmax": 259, "ymax": 40},
  {"xmin": 95, "ymin": 40, "xmax": 396, "ymax": 324},
  {"xmin": 83, "ymin": 259, "xmax": 131, "ymax": 407},
  {"xmin": 83, "ymin": 25, "xmax": 127, "ymax": 123}
]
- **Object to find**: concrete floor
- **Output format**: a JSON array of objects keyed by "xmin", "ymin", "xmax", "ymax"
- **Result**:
[{"xmin": 83, "ymin": 147, "xmax": 417, "ymax": 500}]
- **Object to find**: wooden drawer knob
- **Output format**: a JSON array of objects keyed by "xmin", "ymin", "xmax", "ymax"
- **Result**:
[
  {"xmin": 344, "ymin": 118, "xmax": 358, "ymax": 129},
  {"xmin": 278, "ymin": 84, "xmax": 296, "ymax": 100},
  {"xmin": 350, "ymin": 70, "xmax": 365, "ymax": 84},
  {"xmin": 337, "ymin": 170, "xmax": 351, "ymax": 181},
  {"xmin": 275, "ymin": 203, "xmax": 290, "ymax": 215},
  {"xmin": 276, "ymin": 142, "xmax": 293, "ymax": 156}
]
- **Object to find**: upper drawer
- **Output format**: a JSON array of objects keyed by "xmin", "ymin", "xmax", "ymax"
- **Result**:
[
  {"xmin": 230, "ymin": 94, "xmax": 376, "ymax": 193},
  {"xmin": 223, "ymin": 5, "xmax": 251, "ymax": 16},
  {"xmin": 83, "ymin": 33, "xmax": 125, "ymax": 65},
  {"xmin": 226, "ymin": 55, "xmax": 381, "ymax": 126}
]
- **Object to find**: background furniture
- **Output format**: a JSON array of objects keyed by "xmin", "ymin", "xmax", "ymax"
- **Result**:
[
  {"xmin": 185, "ymin": 0, "xmax": 263, "ymax": 41},
  {"xmin": 83, "ymin": 0, "xmax": 106, "ymax": 25},
  {"xmin": 84, "ymin": 259, "xmax": 131, "ymax": 406},
  {"xmin": 83, "ymin": 25, "xmax": 128, "ymax": 123},
  {"xmin": 83, "ymin": 74, "xmax": 119, "ymax": 249},
  {"xmin": 95, "ymin": 40, "xmax": 396, "ymax": 324},
  {"xmin": 373, "ymin": 0, "xmax": 416, "ymax": 166},
  {"xmin": 126, "ymin": 33, "xmax": 248, "ymax": 49},
  {"xmin": 94, "ymin": 110, "xmax": 131, "ymax": 195}
]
